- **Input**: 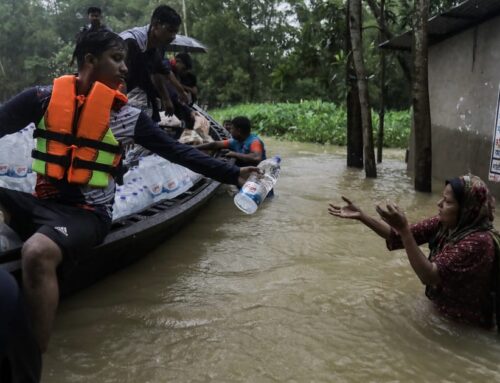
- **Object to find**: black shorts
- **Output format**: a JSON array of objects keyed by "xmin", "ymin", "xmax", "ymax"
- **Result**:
[{"xmin": 0, "ymin": 187, "xmax": 110, "ymax": 258}]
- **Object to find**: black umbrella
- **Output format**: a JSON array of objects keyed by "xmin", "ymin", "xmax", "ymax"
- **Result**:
[{"xmin": 167, "ymin": 35, "xmax": 208, "ymax": 53}]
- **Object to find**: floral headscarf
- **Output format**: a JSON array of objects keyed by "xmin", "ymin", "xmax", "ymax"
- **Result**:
[
  {"xmin": 442, "ymin": 174, "xmax": 494, "ymax": 245},
  {"xmin": 429, "ymin": 175, "xmax": 496, "ymax": 270}
]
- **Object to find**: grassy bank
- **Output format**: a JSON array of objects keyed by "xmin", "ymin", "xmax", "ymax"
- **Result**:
[{"xmin": 210, "ymin": 101, "xmax": 411, "ymax": 148}]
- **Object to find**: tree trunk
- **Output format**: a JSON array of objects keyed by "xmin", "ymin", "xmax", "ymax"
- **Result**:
[
  {"xmin": 349, "ymin": 0, "xmax": 377, "ymax": 177},
  {"xmin": 412, "ymin": 0, "xmax": 432, "ymax": 192},
  {"xmin": 377, "ymin": 0, "xmax": 386, "ymax": 163},
  {"xmin": 245, "ymin": 5, "xmax": 257, "ymax": 101},
  {"xmin": 346, "ymin": 0, "xmax": 363, "ymax": 168}
]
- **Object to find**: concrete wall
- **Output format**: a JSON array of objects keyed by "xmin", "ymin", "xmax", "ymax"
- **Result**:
[{"xmin": 423, "ymin": 15, "xmax": 500, "ymax": 196}]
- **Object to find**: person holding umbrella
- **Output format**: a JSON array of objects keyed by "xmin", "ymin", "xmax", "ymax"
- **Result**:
[{"xmin": 171, "ymin": 52, "xmax": 198, "ymax": 104}]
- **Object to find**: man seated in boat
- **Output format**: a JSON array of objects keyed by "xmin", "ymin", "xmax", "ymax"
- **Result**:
[
  {"xmin": 196, "ymin": 116, "xmax": 267, "ymax": 167},
  {"xmin": 223, "ymin": 119, "xmax": 233, "ymax": 132},
  {"xmin": 0, "ymin": 30, "xmax": 257, "ymax": 353}
]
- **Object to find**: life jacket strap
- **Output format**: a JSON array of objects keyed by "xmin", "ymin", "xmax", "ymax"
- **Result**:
[
  {"xmin": 31, "ymin": 149, "xmax": 71, "ymax": 167},
  {"xmin": 34, "ymin": 129, "xmax": 122, "ymax": 154},
  {"xmin": 71, "ymin": 158, "xmax": 119, "ymax": 177}
]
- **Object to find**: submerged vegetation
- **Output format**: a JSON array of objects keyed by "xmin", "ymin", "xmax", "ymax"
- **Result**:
[{"xmin": 211, "ymin": 101, "xmax": 411, "ymax": 148}]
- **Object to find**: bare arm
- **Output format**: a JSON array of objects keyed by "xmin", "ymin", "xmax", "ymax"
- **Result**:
[
  {"xmin": 195, "ymin": 141, "xmax": 226, "ymax": 151},
  {"xmin": 167, "ymin": 72, "xmax": 189, "ymax": 104},
  {"xmin": 184, "ymin": 84, "xmax": 198, "ymax": 99},
  {"xmin": 328, "ymin": 196, "xmax": 392, "ymax": 239},
  {"xmin": 150, "ymin": 73, "xmax": 174, "ymax": 115},
  {"xmin": 226, "ymin": 151, "xmax": 263, "ymax": 166},
  {"xmin": 376, "ymin": 203, "xmax": 440, "ymax": 286}
]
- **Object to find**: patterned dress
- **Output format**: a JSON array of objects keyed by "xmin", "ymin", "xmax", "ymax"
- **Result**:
[{"xmin": 387, "ymin": 216, "xmax": 495, "ymax": 327}]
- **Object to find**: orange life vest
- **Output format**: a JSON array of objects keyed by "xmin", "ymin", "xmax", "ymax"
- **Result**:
[{"xmin": 32, "ymin": 75, "xmax": 128, "ymax": 187}]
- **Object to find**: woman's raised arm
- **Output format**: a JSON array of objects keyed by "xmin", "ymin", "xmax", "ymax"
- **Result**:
[{"xmin": 328, "ymin": 196, "xmax": 392, "ymax": 240}]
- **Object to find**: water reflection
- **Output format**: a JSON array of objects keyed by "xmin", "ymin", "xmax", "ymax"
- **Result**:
[{"xmin": 44, "ymin": 139, "xmax": 500, "ymax": 382}]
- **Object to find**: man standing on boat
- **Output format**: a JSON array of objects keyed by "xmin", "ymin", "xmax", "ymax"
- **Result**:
[
  {"xmin": 0, "ymin": 30, "xmax": 256, "ymax": 354},
  {"xmin": 119, "ymin": 5, "xmax": 191, "ymax": 125},
  {"xmin": 80, "ymin": 6, "xmax": 112, "ymax": 33}
]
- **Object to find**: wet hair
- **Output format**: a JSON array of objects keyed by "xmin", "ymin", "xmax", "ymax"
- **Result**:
[
  {"xmin": 72, "ymin": 30, "xmax": 125, "ymax": 70},
  {"xmin": 175, "ymin": 53, "xmax": 193, "ymax": 70},
  {"xmin": 87, "ymin": 6, "xmax": 102, "ymax": 15},
  {"xmin": 231, "ymin": 116, "xmax": 251, "ymax": 135},
  {"xmin": 446, "ymin": 178, "xmax": 465, "ymax": 206},
  {"xmin": 151, "ymin": 5, "xmax": 181, "ymax": 27}
]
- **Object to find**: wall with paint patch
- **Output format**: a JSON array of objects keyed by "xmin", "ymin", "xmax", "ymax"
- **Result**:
[{"xmin": 408, "ymin": 15, "xmax": 500, "ymax": 196}]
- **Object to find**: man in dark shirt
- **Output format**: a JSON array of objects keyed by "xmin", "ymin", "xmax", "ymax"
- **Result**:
[
  {"xmin": 119, "ymin": 5, "xmax": 189, "ymax": 122},
  {"xmin": 81, "ymin": 6, "xmax": 112, "ymax": 33},
  {"xmin": 172, "ymin": 52, "xmax": 198, "ymax": 104},
  {"xmin": 0, "ymin": 30, "xmax": 256, "ymax": 354}
]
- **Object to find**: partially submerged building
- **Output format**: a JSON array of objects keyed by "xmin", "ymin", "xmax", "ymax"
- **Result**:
[{"xmin": 382, "ymin": 0, "xmax": 500, "ymax": 195}]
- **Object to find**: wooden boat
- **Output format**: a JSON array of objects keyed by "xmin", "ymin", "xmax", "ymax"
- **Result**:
[{"xmin": 0, "ymin": 105, "xmax": 231, "ymax": 297}]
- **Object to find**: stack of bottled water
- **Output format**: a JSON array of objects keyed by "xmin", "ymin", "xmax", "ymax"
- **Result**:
[
  {"xmin": 0, "ymin": 126, "xmax": 203, "ymax": 220},
  {"xmin": 113, "ymin": 164, "xmax": 153, "ymax": 219},
  {"xmin": 234, "ymin": 155, "xmax": 281, "ymax": 214},
  {"xmin": 136, "ymin": 155, "xmax": 195, "ymax": 200},
  {"xmin": 111, "ymin": 154, "xmax": 202, "ymax": 220},
  {"xmin": 0, "ymin": 124, "xmax": 36, "ymax": 193}
]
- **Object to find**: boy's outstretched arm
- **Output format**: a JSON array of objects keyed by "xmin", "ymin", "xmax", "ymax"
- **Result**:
[{"xmin": 195, "ymin": 141, "xmax": 225, "ymax": 151}]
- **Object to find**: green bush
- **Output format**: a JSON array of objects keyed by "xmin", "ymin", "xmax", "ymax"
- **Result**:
[{"xmin": 210, "ymin": 101, "xmax": 411, "ymax": 148}]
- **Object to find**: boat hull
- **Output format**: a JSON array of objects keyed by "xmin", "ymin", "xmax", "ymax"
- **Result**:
[{"xmin": 0, "ymin": 105, "xmax": 231, "ymax": 297}]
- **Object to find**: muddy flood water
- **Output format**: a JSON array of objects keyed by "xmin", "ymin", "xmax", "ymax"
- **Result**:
[{"xmin": 43, "ymin": 138, "xmax": 500, "ymax": 382}]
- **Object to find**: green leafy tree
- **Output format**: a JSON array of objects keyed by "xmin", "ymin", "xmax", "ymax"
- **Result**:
[{"xmin": 0, "ymin": 0, "xmax": 60, "ymax": 100}]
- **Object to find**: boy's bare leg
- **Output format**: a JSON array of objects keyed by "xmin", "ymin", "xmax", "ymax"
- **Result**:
[
  {"xmin": 21, "ymin": 233, "xmax": 63, "ymax": 353},
  {"xmin": 0, "ymin": 202, "xmax": 10, "ymax": 224}
]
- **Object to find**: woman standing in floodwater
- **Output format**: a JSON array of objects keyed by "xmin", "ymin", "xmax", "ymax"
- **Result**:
[{"xmin": 329, "ymin": 174, "xmax": 499, "ymax": 328}]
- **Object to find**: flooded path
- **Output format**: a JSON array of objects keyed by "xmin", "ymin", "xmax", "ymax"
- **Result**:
[{"xmin": 44, "ymin": 139, "xmax": 500, "ymax": 382}]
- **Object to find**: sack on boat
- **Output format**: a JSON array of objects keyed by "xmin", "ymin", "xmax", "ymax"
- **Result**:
[
  {"xmin": 158, "ymin": 112, "xmax": 182, "ymax": 128},
  {"xmin": 178, "ymin": 129, "xmax": 204, "ymax": 145},
  {"xmin": 193, "ymin": 113, "xmax": 213, "ymax": 144}
]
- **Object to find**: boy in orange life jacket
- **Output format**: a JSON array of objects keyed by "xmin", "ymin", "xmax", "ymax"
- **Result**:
[
  {"xmin": 0, "ymin": 30, "xmax": 257, "ymax": 353},
  {"xmin": 196, "ymin": 116, "xmax": 267, "ymax": 167}
]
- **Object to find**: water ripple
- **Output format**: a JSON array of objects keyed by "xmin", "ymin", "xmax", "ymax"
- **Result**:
[{"xmin": 45, "ymin": 141, "xmax": 500, "ymax": 382}]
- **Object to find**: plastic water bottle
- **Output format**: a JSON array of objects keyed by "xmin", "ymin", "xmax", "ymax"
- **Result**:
[
  {"xmin": 163, "ymin": 162, "xmax": 181, "ymax": 198},
  {"xmin": 141, "ymin": 185, "xmax": 154, "ymax": 207},
  {"xmin": 0, "ymin": 128, "xmax": 35, "ymax": 192},
  {"xmin": 21, "ymin": 124, "xmax": 35, "ymax": 170},
  {"xmin": 123, "ymin": 165, "xmax": 140, "ymax": 184},
  {"xmin": 8, "ymin": 131, "xmax": 29, "ymax": 178},
  {"xmin": 113, "ymin": 194, "xmax": 128, "ymax": 220},
  {"xmin": 172, "ymin": 164, "xmax": 193, "ymax": 195},
  {"xmin": 234, "ymin": 156, "xmax": 281, "ymax": 214},
  {"xmin": 139, "ymin": 155, "xmax": 165, "ymax": 202},
  {"xmin": 0, "ymin": 133, "xmax": 16, "ymax": 177}
]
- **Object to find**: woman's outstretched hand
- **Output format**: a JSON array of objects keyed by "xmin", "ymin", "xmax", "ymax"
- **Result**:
[
  {"xmin": 375, "ymin": 202, "xmax": 408, "ymax": 232},
  {"xmin": 328, "ymin": 196, "xmax": 363, "ymax": 220}
]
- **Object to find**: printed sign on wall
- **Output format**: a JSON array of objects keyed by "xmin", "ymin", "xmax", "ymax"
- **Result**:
[{"xmin": 489, "ymin": 86, "xmax": 500, "ymax": 182}]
